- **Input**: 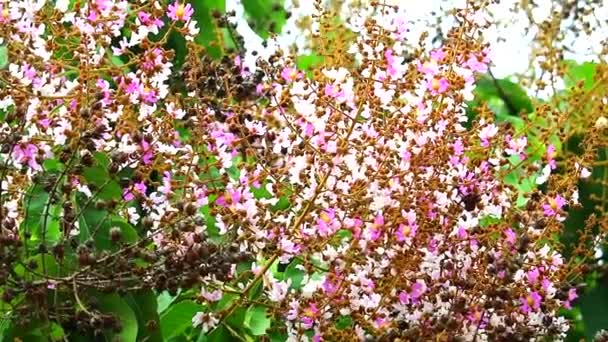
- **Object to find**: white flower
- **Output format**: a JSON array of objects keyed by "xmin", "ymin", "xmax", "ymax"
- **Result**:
[
  {"xmin": 268, "ymin": 279, "xmax": 291, "ymax": 302},
  {"xmin": 192, "ymin": 312, "xmax": 219, "ymax": 332}
]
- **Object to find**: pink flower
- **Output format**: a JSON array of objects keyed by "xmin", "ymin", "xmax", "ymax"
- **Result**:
[
  {"xmin": 369, "ymin": 214, "xmax": 384, "ymax": 241},
  {"xmin": 399, "ymin": 280, "xmax": 427, "ymax": 305},
  {"xmin": 526, "ymin": 268, "xmax": 540, "ymax": 285},
  {"xmin": 505, "ymin": 135, "xmax": 527, "ymax": 160},
  {"xmin": 479, "ymin": 123, "xmax": 498, "ymax": 147},
  {"xmin": 316, "ymin": 209, "xmax": 340, "ymax": 236},
  {"xmin": 520, "ymin": 291, "xmax": 542, "ymax": 314},
  {"xmin": 430, "ymin": 49, "xmax": 446, "ymax": 62},
  {"xmin": 167, "ymin": 2, "xmax": 194, "ymax": 22},
  {"xmin": 159, "ymin": 171, "xmax": 172, "ymax": 194},
  {"xmin": 504, "ymin": 228, "xmax": 516, "ymax": 245},
  {"xmin": 385, "ymin": 49, "xmax": 399, "ymax": 77},
  {"xmin": 427, "ymin": 77, "xmax": 449, "ymax": 95},
  {"xmin": 301, "ymin": 303, "xmax": 319, "ymax": 329},
  {"xmin": 123, "ymin": 181, "xmax": 147, "ymax": 201},
  {"xmin": 542, "ymin": 195, "xmax": 566, "ymax": 217},
  {"xmin": 0, "ymin": 4, "xmax": 10, "ymax": 24},
  {"xmin": 281, "ymin": 67, "xmax": 302, "ymax": 83},
  {"xmin": 465, "ymin": 53, "xmax": 488, "ymax": 73},
  {"xmin": 13, "ymin": 143, "xmax": 42, "ymax": 171},
  {"xmin": 546, "ymin": 144, "xmax": 557, "ymax": 169},
  {"xmin": 563, "ymin": 288, "xmax": 578, "ymax": 309}
]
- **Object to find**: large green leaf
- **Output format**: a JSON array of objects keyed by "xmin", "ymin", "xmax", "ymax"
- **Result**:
[
  {"xmin": 244, "ymin": 305, "xmax": 271, "ymax": 336},
  {"xmin": 77, "ymin": 204, "xmax": 138, "ymax": 250},
  {"xmin": 82, "ymin": 166, "xmax": 122, "ymax": 200},
  {"xmin": 242, "ymin": 0, "xmax": 286, "ymax": 39},
  {"xmin": 124, "ymin": 290, "xmax": 163, "ymax": 342},
  {"xmin": 157, "ymin": 289, "xmax": 181, "ymax": 314},
  {"xmin": 563, "ymin": 60, "xmax": 597, "ymax": 90},
  {"xmin": 22, "ymin": 185, "xmax": 61, "ymax": 247},
  {"xmin": 189, "ymin": 0, "xmax": 226, "ymax": 59},
  {"xmin": 160, "ymin": 300, "xmax": 204, "ymax": 340},
  {"xmin": 98, "ymin": 294, "xmax": 139, "ymax": 342}
]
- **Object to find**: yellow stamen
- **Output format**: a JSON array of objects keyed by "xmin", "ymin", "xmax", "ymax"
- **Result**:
[
  {"xmin": 431, "ymin": 78, "xmax": 440, "ymax": 90},
  {"xmin": 175, "ymin": 4, "xmax": 186, "ymax": 19},
  {"xmin": 320, "ymin": 212, "xmax": 331, "ymax": 223}
]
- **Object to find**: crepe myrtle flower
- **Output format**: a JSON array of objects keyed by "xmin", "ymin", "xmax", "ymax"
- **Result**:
[
  {"xmin": 167, "ymin": 1, "xmax": 194, "ymax": 22},
  {"xmin": 504, "ymin": 228, "xmax": 517, "ymax": 245},
  {"xmin": 563, "ymin": 288, "xmax": 578, "ymax": 309},
  {"xmin": 546, "ymin": 144, "xmax": 557, "ymax": 169},
  {"xmin": 281, "ymin": 67, "xmax": 303, "ymax": 83},
  {"xmin": 123, "ymin": 181, "xmax": 147, "ymax": 201},
  {"xmin": 543, "ymin": 194, "xmax": 566, "ymax": 217},
  {"xmin": 520, "ymin": 291, "xmax": 542, "ymax": 314},
  {"xmin": 427, "ymin": 77, "xmax": 449, "ymax": 95},
  {"xmin": 301, "ymin": 303, "xmax": 319, "ymax": 329},
  {"xmin": 399, "ymin": 279, "xmax": 427, "ymax": 305},
  {"xmin": 13, "ymin": 143, "xmax": 42, "ymax": 171},
  {"xmin": 316, "ymin": 208, "xmax": 340, "ymax": 236}
]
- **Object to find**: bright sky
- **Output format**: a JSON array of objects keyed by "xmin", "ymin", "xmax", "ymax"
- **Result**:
[{"xmin": 226, "ymin": 0, "xmax": 608, "ymax": 88}]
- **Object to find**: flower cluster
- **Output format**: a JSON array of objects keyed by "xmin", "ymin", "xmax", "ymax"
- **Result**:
[{"xmin": 0, "ymin": 0, "xmax": 604, "ymax": 341}]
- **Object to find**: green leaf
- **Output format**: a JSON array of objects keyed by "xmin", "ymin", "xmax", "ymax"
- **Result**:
[
  {"xmin": 77, "ymin": 203, "xmax": 138, "ymax": 250},
  {"xmin": 0, "ymin": 45, "xmax": 7, "ymax": 69},
  {"xmin": 188, "ymin": 0, "xmax": 226, "ymax": 59},
  {"xmin": 580, "ymin": 284, "xmax": 608, "ymax": 340},
  {"xmin": 244, "ymin": 305, "xmax": 271, "ymax": 336},
  {"xmin": 297, "ymin": 54, "xmax": 324, "ymax": 76},
  {"xmin": 160, "ymin": 300, "xmax": 204, "ymax": 340},
  {"xmin": 157, "ymin": 289, "xmax": 181, "ymax": 314},
  {"xmin": 124, "ymin": 290, "xmax": 163, "ymax": 342},
  {"xmin": 335, "ymin": 315, "xmax": 353, "ymax": 330},
  {"xmin": 42, "ymin": 159, "xmax": 64, "ymax": 173},
  {"xmin": 22, "ymin": 185, "xmax": 61, "ymax": 247},
  {"xmin": 474, "ymin": 75, "xmax": 534, "ymax": 115},
  {"xmin": 98, "ymin": 294, "xmax": 138, "ymax": 342},
  {"xmin": 242, "ymin": 0, "xmax": 286, "ymax": 39},
  {"xmin": 284, "ymin": 261, "xmax": 305, "ymax": 289},
  {"xmin": 563, "ymin": 60, "xmax": 597, "ymax": 90},
  {"xmin": 14, "ymin": 254, "xmax": 60, "ymax": 279}
]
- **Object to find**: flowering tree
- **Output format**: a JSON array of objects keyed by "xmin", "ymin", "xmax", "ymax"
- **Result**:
[{"xmin": 0, "ymin": 0, "xmax": 607, "ymax": 341}]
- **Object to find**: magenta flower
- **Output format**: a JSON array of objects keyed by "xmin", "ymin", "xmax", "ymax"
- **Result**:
[
  {"xmin": 520, "ymin": 291, "xmax": 542, "ymax": 314},
  {"xmin": 138, "ymin": 11, "xmax": 164, "ymax": 29},
  {"xmin": 399, "ymin": 280, "xmax": 427, "ymax": 305},
  {"xmin": 13, "ymin": 143, "xmax": 42, "ymax": 171},
  {"xmin": 384, "ymin": 49, "xmax": 398, "ymax": 77},
  {"xmin": 141, "ymin": 139, "xmax": 154, "ymax": 165},
  {"xmin": 167, "ymin": 2, "xmax": 194, "ymax": 22},
  {"xmin": 542, "ymin": 195, "xmax": 566, "ymax": 217},
  {"xmin": 301, "ymin": 303, "xmax": 319, "ymax": 329},
  {"xmin": 430, "ymin": 49, "xmax": 446, "ymax": 62},
  {"xmin": 504, "ymin": 228, "xmax": 517, "ymax": 245},
  {"xmin": 465, "ymin": 53, "xmax": 488, "ymax": 73},
  {"xmin": 216, "ymin": 188, "xmax": 242, "ymax": 208},
  {"xmin": 369, "ymin": 214, "xmax": 384, "ymax": 241},
  {"xmin": 479, "ymin": 124, "xmax": 498, "ymax": 147},
  {"xmin": 546, "ymin": 144, "xmax": 557, "ymax": 169},
  {"xmin": 316, "ymin": 209, "xmax": 339, "ymax": 236},
  {"xmin": 427, "ymin": 77, "xmax": 449, "ymax": 95},
  {"xmin": 280, "ymin": 67, "xmax": 302, "ymax": 83},
  {"xmin": 526, "ymin": 268, "xmax": 540, "ymax": 285},
  {"xmin": 563, "ymin": 288, "xmax": 578, "ymax": 309},
  {"xmin": 123, "ymin": 181, "xmax": 147, "ymax": 201}
]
